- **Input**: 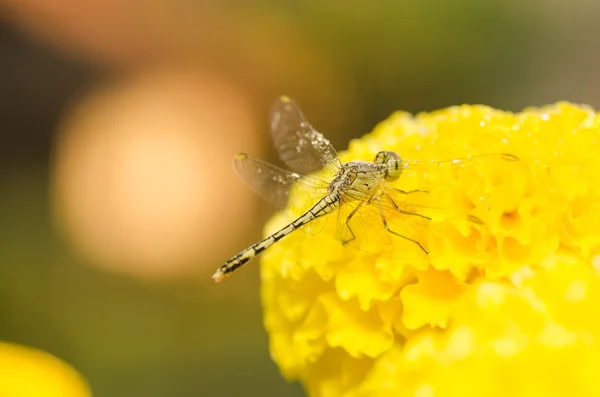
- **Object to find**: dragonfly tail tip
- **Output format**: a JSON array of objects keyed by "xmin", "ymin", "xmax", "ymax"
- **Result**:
[{"xmin": 212, "ymin": 270, "xmax": 225, "ymax": 284}]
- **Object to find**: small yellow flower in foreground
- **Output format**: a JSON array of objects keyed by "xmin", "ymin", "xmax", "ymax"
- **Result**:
[
  {"xmin": 0, "ymin": 342, "xmax": 91, "ymax": 397},
  {"xmin": 260, "ymin": 102, "xmax": 600, "ymax": 397}
]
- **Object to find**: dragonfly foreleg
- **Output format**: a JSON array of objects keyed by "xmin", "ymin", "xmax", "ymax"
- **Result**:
[
  {"xmin": 388, "ymin": 187, "xmax": 429, "ymax": 195},
  {"xmin": 376, "ymin": 196, "xmax": 429, "ymax": 254},
  {"xmin": 383, "ymin": 191, "xmax": 431, "ymax": 221}
]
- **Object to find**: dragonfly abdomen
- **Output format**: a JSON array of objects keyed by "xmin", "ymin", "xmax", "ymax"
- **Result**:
[
  {"xmin": 212, "ymin": 194, "xmax": 339, "ymax": 283},
  {"xmin": 307, "ymin": 193, "xmax": 339, "ymax": 217}
]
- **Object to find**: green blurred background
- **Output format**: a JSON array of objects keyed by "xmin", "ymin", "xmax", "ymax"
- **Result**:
[{"xmin": 1, "ymin": 1, "xmax": 600, "ymax": 396}]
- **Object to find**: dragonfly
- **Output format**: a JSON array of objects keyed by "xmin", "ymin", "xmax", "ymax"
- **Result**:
[{"xmin": 212, "ymin": 96, "xmax": 518, "ymax": 283}]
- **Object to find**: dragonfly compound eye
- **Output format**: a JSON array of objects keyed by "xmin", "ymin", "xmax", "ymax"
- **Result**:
[
  {"xmin": 374, "ymin": 151, "xmax": 386, "ymax": 165},
  {"xmin": 378, "ymin": 151, "xmax": 402, "ymax": 181}
]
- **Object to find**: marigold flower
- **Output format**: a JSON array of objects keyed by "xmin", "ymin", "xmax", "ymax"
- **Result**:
[
  {"xmin": 260, "ymin": 102, "xmax": 600, "ymax": 396},
  {"xmin": 0, "ymin": 342, "xmax": 91, "ymax": 397}
]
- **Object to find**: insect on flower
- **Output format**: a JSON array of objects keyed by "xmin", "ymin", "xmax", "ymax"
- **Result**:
[{"xmin": 212, "ymin": 96, "xmax": 518, "ymax": 283}]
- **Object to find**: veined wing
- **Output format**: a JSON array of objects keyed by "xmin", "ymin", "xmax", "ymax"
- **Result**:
[
  {"xmin": 390, "ymin": 152, "xmax": 519, "ymax": 197},
  {"xmin": 269, "ymin": 96, "xmax": 343, "ymax": 175},
  {"xmin": 234, "ymin": 153, "xmax": 329, "ymax": 209},
  {"xmin": 401, "ymin": 153, "xmax": 519, "ymax": 177},
  {"xmin": 342, "ymin": 185, "xmax": 476, "ymax": 222}
]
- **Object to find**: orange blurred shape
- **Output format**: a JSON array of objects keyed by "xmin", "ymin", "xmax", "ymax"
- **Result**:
[
  {"xmin": 51, "ymin": 69, "xmax": 262, "ymax": 278},
  {"xmin": 5, "ymin": 0, "xmax": 167, "ymax": 65}
]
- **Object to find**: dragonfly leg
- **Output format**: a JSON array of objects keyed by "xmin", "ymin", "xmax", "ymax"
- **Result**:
[
  {"xmin": 341, "ymin": 195, "xmax": 376, "ymax": 245},
  {"xmin": 376, "ymin": 196, "xmax": 429, "ymax": 254},
  {"xmin": 384, "ymin": 192, "xmax": 431, "ymax": 221},
  {"xmin": 389, "ymin": 187, "xmax": 429, "ymax": 195}
]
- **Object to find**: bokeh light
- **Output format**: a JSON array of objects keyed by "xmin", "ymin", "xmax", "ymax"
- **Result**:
[
  {"xmin": 51, "ymin": 68, "xmax": 262, "ymax": 278},
  {"xmin": 6, "ymin": 0, "xmax": 167, "ymax": 65}
]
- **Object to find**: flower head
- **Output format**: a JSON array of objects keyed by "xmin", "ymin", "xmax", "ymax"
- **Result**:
[{"xmin": 260, "ymin": 102, "xmax": 600, "ymax": 396}]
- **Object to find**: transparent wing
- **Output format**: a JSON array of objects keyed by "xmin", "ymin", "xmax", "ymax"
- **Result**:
[
  {"xmin": 269, "ymin": 96, "xmax": 343, "ymax": 174},
  {"xmin": 234, "ymin": 153, "xmax": 329, "ymax": 209},
  {"xmin": 387, "ymin": 152, "xmax": 519, "ymax": 205},
  {"xmin": 401, "ymin": 153, "xmax": 518, "ymax": 177}
]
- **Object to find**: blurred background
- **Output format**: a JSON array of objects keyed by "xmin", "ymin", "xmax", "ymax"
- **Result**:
[{"xmin": 2, "ymin": 1, "xmax": 600, "ymax": 396}]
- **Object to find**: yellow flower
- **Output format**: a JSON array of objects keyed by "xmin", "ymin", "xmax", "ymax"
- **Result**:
[
  {"xmin": 260, "ymin": 102, "xmax": 600, "ymax": 397},
  {"xmin": 0, "ymin": 342, "xmax": 91, "ymax": 397}
]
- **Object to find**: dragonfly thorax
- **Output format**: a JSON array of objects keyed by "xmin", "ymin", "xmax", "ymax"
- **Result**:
[{"xmin": 328, "ymin": 161, "xmax": 387, "ymax": 197}]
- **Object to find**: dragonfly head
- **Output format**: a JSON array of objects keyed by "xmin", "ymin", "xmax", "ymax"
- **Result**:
[{"xmin": 374, "ymin": 151, "xmax": 403, "ymax": 181}]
